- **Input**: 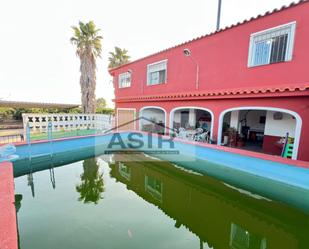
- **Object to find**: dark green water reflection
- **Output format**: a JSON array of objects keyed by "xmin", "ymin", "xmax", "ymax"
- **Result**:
[
  {"xmin": 76, "ymin": 158, "xmax": 105, "ymax": 204},
  {"xmin": 14, "ymin": 153, "xmax": 309, "ymax": 249}
]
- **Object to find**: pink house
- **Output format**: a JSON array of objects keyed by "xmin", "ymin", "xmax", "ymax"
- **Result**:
[{"xmin": 109, "ymin": 0, "xmax": 309, "ymax": 162}]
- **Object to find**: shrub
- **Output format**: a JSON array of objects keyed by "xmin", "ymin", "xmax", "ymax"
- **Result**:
[{"xmin": 96, "ymin": 108, "xmax": 114, "ymax": 115}]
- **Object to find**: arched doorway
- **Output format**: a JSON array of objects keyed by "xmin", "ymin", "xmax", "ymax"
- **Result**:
[
  {"xmin": 139, "ymin": 106, "xmax": 166, "ymax": 135},
  {"xmin": 218, "ymin": 107, "xmax": 302, "ymax": 159},
  {"xmin": 170, "ymin": 107, "xmax": 214, "ymax": 142}
]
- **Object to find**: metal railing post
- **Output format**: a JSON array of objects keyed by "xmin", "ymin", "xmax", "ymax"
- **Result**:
[
  {"xmin": 26, "ymin": 122, "xmax": 31, "ymax": 145},
  {"xmin": 48, "ymin": 122, "xmax": 53, "ymax": 141}
]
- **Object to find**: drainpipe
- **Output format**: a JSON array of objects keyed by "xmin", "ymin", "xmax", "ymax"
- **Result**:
[
  {"xmin": 183, "ymin": 49, "xmax": 200, "ymax": 90},
  {"xmin": 188, "ymin": 56, "xmax": 199, "ymax": 90},
  {"xmin": 196, "ymin": 64, "xmax": 200, "ymax": 90}
]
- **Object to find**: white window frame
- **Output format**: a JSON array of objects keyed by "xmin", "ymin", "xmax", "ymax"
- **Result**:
[
  {"xmin": 248, "ymin": 21, "xmax": 296, "ymax": 67},
  {"xmin": 147, "ymin": 59, "xmax": 168, "ymax": 86},
  {"xmin": 118, "ymin": 72, "xmax": 131, "ymax": 88}
]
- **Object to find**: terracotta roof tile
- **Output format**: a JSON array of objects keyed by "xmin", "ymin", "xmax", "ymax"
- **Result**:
[{"xmin": 115, "ymin": 83, "xmax": 309, "ymax": 102}]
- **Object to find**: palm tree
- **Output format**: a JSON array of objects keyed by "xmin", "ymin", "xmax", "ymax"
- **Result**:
[
  {"xmin": 108, "ymin": 47, "xmax": 130, "ymax": 69},
  {"xmin": 70, "ymin": 21, "xmax": 103, "ymax": 113},
  {"xmin": 96, "ymin": 97, "xmax": 106, "ymax": 109}
]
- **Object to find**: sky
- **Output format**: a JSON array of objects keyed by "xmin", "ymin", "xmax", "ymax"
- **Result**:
[{"xmin": 0, "ymin": 0, "xmax": 296, "ymax": 107}]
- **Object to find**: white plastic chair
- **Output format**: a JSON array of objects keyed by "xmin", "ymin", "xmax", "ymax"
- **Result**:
[
  {"xmin": 177, "ymin": 127, "xmax": 187, "ymax": 139},
  {"xmin": 195, "ymin": 131, "xmax": 210, "ymax": 143}
]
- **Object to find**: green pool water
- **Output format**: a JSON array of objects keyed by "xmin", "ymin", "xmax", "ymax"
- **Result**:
[{"xmin": 14, "ymin": 153, "xmax": 309, "ymax": 249}]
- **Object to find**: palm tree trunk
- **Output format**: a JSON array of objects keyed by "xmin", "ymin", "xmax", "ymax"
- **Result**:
[{"xmin": 80, "ymin": 51, "xmax": 96, "ymax": 113}]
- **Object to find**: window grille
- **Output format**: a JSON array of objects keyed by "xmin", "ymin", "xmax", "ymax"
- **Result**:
[
  {"xmin": 119, "ymin": 72, "xmax": 131, "ymax": 88},
  {"xmin": 248, "ymin": 22, "xmax": 296, "ymax": 67},
  {"xmin": 147, "ymin": 60, "xmax": 167, "ymax": 85}
]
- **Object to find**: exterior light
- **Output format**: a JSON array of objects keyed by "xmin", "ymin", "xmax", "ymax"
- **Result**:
[
  {"xmin": 183, "ymin": 48, "xmax": 199, "ymax": 90},
  {"xmin": 183, "ymin": 48, "xmax": 191, "ymax": 57},
  {"xmin": 127, "ymin": 69, "xmax": 132, "ymax": 74}
]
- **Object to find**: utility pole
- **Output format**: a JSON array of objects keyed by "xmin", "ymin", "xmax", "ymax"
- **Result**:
[{"xmin": 216, "ymin": 0, "xmax": 222, "ymax": 31}]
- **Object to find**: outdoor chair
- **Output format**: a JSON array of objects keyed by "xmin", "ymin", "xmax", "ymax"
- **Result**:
[
  {"xmin": 176, "ymin": 127, "xmax": 187, "ymax": 140},
  {"xmin": 195, "ymin": 130, "xmax": 210, "ymax": 143}
]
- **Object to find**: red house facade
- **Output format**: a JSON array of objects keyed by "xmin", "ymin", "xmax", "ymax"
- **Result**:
[{"xmin": 109, "ymin": 1, "xmax": 309, "ymax": 162}]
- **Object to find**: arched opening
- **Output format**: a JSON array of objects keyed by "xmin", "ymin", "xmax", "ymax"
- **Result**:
[
  {"xmin": 170, "ymin": 107, "xmax": 214, "ymax": 142},
  {"xmin": 139, "ymin": 106, "xmax": 166, "ymax": 135},
  {"xmin": 218, "ymin": 107, "xmax": 302, "ymax": 160}
]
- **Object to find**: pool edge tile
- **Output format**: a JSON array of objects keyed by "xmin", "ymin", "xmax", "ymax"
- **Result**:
[{"xmin": 0, "ymin": 162, "xmax": 18, "ymax": 249}]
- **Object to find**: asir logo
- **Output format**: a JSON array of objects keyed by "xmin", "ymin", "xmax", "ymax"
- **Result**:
[{"xmin": 103, "ymin": 117, "xmax": 178, "ymax": 156}]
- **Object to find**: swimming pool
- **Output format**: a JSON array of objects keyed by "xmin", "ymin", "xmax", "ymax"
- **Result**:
[
  {"xmin": 13, "ymin": 132, "xmax": 309, "ymax": 213},
  {"xmin": 13, "ymin": 150, "xmax": 309, "ymax": 249}
]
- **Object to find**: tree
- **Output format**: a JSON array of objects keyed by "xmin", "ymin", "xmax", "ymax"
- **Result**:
[
  {"xmin": 76, "ymin": 158, "xmax": 104, "ymax": 204},
  {"xmin": 0, "ymin": 107, "xmax": 14, "ymax": 121},
  {"xmin": 70, "ymin": 21, "xmax": 103, "ymax": 113},
  {"xmin": 108, "ymin": 47, "xmax": 130, "ymax": 69},
  {"xmin": 96, "ymin": 98, "xmax": 106, "ymax": 109}
]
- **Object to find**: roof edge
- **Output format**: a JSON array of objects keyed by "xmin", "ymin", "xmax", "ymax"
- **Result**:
[
  {"xmin": 114, "ymin": 83, "xmax": 309, "ymax": 102},
  {"xmin": 109, "ymin": 0, "xmax": 308, "ymax": 74}
]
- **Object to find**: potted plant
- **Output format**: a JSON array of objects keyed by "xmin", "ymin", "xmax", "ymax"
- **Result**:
[
  {"xmin": 237, "ymin": 136, "xmax": 245, "ymax": 147},
  {"xmin": 227, "ymin": 127, "xmax": 238, "ymax": 147},
  {"xmin": 222, "ymin": 122, "xmax": 230, "ymax": 145}
]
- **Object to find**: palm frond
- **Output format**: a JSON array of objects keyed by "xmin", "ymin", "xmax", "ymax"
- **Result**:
[
  {"xmin": 108, "ymin": 46, "xmax": 131, "ymax": 68},
  {"xmin": 70, "ymin": 21, "xmax": 103, "ymax": 58}
]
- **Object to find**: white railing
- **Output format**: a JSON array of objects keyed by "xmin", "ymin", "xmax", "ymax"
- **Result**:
[{"xmin": 22, "ymin": 113, "xmax": 115, "ymax": 138}]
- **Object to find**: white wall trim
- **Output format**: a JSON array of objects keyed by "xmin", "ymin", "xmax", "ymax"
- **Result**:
[
  {"xmin": 249, "ymin": 21, "xmax": 297, "ymax": 37},
  {"xmin": 147, "ymin": 59, "xmax": 168, "ymax": 67},
  {"xmin": 217, "ymin": 106, "xmax": 302, "ymax": 160},
  {"xmin": 116, "ymin": 108, "xmax": 136, "ymax": 130},
  {"xmin": 139, "ymin": 106, "xmax": 167, "ymax": 134},
  {"xmin": 169, "ymin": 106, "xmax": 214, "ymax": 140}
]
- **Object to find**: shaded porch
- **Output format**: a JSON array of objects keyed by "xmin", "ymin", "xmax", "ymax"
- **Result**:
[
  {"xmin": 170, "ymin": 107, "xmax": 213, "ymax": 143},
  {"xmin": 139, "ymin": 107, "xmax": 166, "ymax": 135},
  {"xmin": 219, "ymin": 108, "xmax": 299, "ymax": 158}
]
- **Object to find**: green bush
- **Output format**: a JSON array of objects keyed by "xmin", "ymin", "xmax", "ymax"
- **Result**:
[
  {"xmin": 96, "ymin": 108, "xmax": 114, "ymax": 115},
  {"xmin": 0, "ymin": 107, "xmax": 15, "ymax": 119},
  {"xmin": 1, "ymin": 105, "xmax": 113, "ymax": 121}
]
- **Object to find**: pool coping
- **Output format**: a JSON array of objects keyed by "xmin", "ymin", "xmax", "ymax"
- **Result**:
[
  {"xmin": 11, "ymin": 131, "xmax": 309, "ymax": 169},
  {"xmin": 0, "ymin": 161, "xmax": 18, "ymax": 249}
]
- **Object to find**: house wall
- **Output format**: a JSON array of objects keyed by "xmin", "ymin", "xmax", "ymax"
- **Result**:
[
  {"xmin": 263, "ymin": 111, "xmax": 297, "ymax": 156},
  {"xmin": 111, "ymin": 3, "xmax": 309, "ymax": 162},
  {"xmin": 115, "ymin": 95, "xmax": 309, "ymax": 162},
  {"xmin": 239, "ymin": 110, "xmax": 266, "ymax": 132},
  {"xmin": 264, "ymin": 111, "xmax": 296, "ymax": 138},
  {"xmin": 111, "ymin": 2, "xmax": 309, "ymax": 99}
]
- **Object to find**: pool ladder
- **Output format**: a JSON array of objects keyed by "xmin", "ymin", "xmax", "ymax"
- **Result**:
[
  {"xmin": 48, "ymin": 122, "xmax": 56, "ymax": 189},
  {"xmin": 26, "ymin": 122, "xmax": 56, "ymax": 195}
]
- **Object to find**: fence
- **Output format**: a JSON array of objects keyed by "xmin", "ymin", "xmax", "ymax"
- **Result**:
[
  {"xmin": 22, "ymin": 113, "xmax": 115, "ymax": 141},
  {"xmin": 0, "ymin": 134, "xmax": 23, "ymax": 144}
]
